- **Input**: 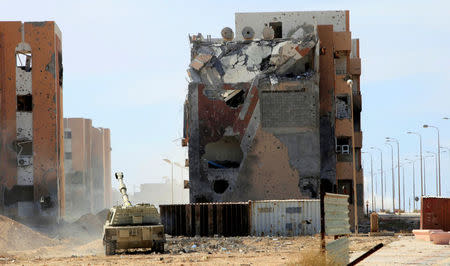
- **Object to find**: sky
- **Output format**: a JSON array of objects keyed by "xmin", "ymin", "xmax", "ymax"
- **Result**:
[{"xmin": 2, "ymin": 0, "xmax": 449, "ymax": 208}]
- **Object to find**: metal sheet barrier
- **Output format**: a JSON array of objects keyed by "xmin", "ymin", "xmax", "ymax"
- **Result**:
[
  {"xmin": 324, "ymin": 193, "xmax": 351, "ymax": 235},
  {"xmin": 160, "ymin": 202, "xmax": 249, "ymax": 237},
  {"xmin": 326, "ymin": 237, "xmax": 349, "ymax": 266}
]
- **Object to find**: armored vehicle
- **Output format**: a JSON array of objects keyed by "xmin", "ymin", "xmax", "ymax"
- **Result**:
[{"xmin": 103, "ymin": 172, "xmax": 165, "ymax": 255}]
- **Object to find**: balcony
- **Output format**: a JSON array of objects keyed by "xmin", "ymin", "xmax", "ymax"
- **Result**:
[
  {"xmin": 354, "ymin": 131, "xmax": 362, "ymax": 148},
  {"xmin": 349, "ymin": 58, "xmax": 361, "ymax": 75},
  {"xmin": 335, "ymin": 118, "xmax": 353, "ymax": 137},
  {"xmin": 333, "ymin": 31, "xmax": 352, "ymax": 52}
]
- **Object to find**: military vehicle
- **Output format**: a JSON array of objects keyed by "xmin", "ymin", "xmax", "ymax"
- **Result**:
[{"xmin": 103, "ymin": 172, "xmax": 165, "ymax": 255}]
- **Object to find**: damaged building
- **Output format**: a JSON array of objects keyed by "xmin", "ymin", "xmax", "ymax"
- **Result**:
[
  {"xmin": 0, "ymin": 21, "xmax": 64, "ymax": 223},
  {"xmin": 183, "ymin": 11, "xmax": 364, "ymax": 221},
  {"xmin": 63, "ymin": 118, "xmax": 112, "ymax": 221}
]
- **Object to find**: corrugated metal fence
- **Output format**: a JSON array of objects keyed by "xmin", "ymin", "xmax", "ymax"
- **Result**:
[
  {"xmin": 161, "ymin": 199, "xmax": 321, "ymax": 237},
  {"xmin": 250, "ymin": 199, "xmax": 320, "ymax": 236},
  {"xmin": 160, "ymin": 202, "xmax": 249, "ymax": 237}
]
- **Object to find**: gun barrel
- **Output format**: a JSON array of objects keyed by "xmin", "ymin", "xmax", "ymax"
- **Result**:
[{"xmin": 115, "ymin": 172, "xmax": 132, "ymax": 207}]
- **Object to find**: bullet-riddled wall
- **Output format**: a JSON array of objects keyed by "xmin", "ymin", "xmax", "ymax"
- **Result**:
[
  {"xmin": 184, "ymin": 11, "xmax": 363, "ymax": 221},
  {"xmin": 0, "ymin": 21, "xmax": 64, "ymax": 222},
  {"xmin": 63, "ymin": 118, "xmax": 111, "ymax": 221}
]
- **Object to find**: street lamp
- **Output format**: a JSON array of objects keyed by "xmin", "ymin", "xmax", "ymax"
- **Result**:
[
  {"xmin": 371, "ymin": 147, "xmax": 384, "ymax": 211},
  {"xmin": 363, "ymin": 151, "xmax": 375, "ymax": 212},
  {"xmin": 423, "ymin": 125, "xmax": 441, "ymax": 196},
  {"xmin": 346, "ymin": 79, "xmax": 358, "ymax": 233},
  {"xmin": 386, "ymin": 137, "xmax": 401, "ymax": 214},
  {"xmin": 405, "ymin": 158, "xmax": 417, "ymax": 211},
  {"xmin": 385, "ymin": 142, "xmax": 395, "ymax": 213},
  {"xmin": 425, "ymin": 151, "xmax": 438, "ymax": 196},
  {"xmin": 407, "ymin": 132, "xmax": 424, "ymax": 197}
]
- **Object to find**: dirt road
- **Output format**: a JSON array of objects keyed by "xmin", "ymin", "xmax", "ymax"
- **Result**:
[{"xmin": 0, "ymin": 235, "xmax": 396, "ymax": 265}]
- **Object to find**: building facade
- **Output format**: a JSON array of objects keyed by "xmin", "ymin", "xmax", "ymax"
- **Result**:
[
  {"xmin": 63, "ymin": 118, "xmax": 111, "ymax": 221},
  {"xmin": 183, "ymin": 11, "xmax": 363, "ymax": 221},
  {"xmin": 0, "ymin": 21, "xmax": 64, "ymax": 223}
]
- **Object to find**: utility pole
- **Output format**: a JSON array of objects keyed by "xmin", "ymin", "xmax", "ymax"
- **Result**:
[
  {"xmin": 423, "ymin": 125, "xmax": 441, "ymax": 196},
  {"xmin": 387, "ymin": 137, "xmax": 401, "ymax": 214},
  {"xmin": 371, "ymin": 147, "xmax": 384, "ymax": 211},
  {"xmin": 385, "ymin": 143, "xmax": 395, "ymax": 213}
]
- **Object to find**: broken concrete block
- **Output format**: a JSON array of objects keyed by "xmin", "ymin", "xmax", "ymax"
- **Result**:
[
  {"xmin": 223, "ymin": 65, "xmax": 257, "ymax": 83},
  {"xmin": 262, "ymin": 26, "xmax": 274, "ymax": 40},
  {"xmin": 430, "ymin": 232, "xmax": 450, "ymax": 245},
  {"xmin": 190, "ymin": 54, "xmax": 213, "ymax": 71},
  {"xmin": 187, "ymin": 68, "xmax": 202, "ymax": 83},
  {"xmin": 290, "ymin": 27, "xmax": 305, "ymax": 39}
]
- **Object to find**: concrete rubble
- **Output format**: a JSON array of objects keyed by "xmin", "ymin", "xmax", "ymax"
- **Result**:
[
  {"xmin": 187, "ymin": 24, "xmax": 319, "ymax": 86},
  {"xmin": 184, "ymin": 23, "xmax": 322, "ymax": 202}
]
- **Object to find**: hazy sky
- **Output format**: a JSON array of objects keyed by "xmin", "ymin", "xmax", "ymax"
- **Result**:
[{"xmin": 2, "ymin": 0, "xmax": 449, "ymax": 209}]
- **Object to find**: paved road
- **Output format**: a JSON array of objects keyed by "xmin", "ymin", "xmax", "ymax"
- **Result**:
[{"xmin": 351, "ymin": 236, "xmax": 450, "ymax": 265}]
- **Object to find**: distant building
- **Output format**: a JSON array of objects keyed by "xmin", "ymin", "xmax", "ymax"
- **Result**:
[
  {"xmin": 0, "ymin": 21, "xmax": 64, "ymax": 223},
  {"xmin": 183, "ymin": 11, "xmax": 363, "ymax": 222},
  {"xmin": 63, "ymin": 118, "xmax": 111, "ymax": 221},
  {"xmin": 130, "ymin": 179, "xmax": 189, "ymax": 207}
]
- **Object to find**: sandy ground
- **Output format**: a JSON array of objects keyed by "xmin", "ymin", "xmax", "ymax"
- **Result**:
[
  {"xmin": 1, "ymin": 215, "xmax": 447, "ymax": 265},
  {"xmin": 0, "ymin": 235, "xmax": 397, "ymax": 265},
  {"xmin": 351, "ymin": 236, "xmax": 450, "ymax": 265}
]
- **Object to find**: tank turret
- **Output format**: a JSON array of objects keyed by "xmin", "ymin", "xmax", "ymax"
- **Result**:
[{"xmin": 115, "ymin": 172, "xmax": 132, "ymax": 207}]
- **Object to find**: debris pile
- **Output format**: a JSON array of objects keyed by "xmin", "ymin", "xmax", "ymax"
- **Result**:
[
  {"xmin": 0, "ymin": 215, "xmax": 58, "ymax": 251},
  {"xmin": 187, "ymin": 24, "xmax": 319, "ymax": 87}
]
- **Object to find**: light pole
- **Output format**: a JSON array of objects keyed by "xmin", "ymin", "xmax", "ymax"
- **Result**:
[
  {"xmin": 402, "ymin": 164, "xmax": 405, "ymax": 211},
  {"xmin": 425, "ymin": 151, "xmax": 438, "ymax": 196},
  {"xmin": 371, "ymin": 147, "xmax": 384, "ymax": 211},
  {"xmin": 385, "ymin": 142, "xmax": 395, "ymax": 213},
  {"xmin": 163, "ymin": 159, "xmax": 175, "ymax": 204},
  {"xmin": 386, "ymin": 137, "xmax": 401, "ymax": 214},
  {"xmin": 423, "ymin": 125, "xmax": 441, "ymax": 196},
  {"xmin": 407, "ymin": 132, "xmax": 424, "ymax": 197},
  {"xmin": 405, "ymin": 159, "xmax": 417, "ymax": 211},
  {"xmin": 363, "ymin": 151, "xmax": 375, "ymax": 212}
]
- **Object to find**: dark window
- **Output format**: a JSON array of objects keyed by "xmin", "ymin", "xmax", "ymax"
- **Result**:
[
  {"xmin": 16, "ymin": 140, "xmax": 32, "ymax": 156},
  {"xmin": 17, "ymin": 95, "xmax": 32, "ymax": 112},
  {"xmin": 64, "ymin": 131, "xmax": 72, "ymax": 139},
  {"xmin": 269, "ymin": 22, "xmax": 282, "ymax": 38},
  {"xmin": 337, "ymin": 180, "xmax": 353, "ymax": 204},
  {"xmin": 64, "ymin": 152, "xmax": 72, "ymax": 160},
  {"xmin": 336, "ymin": 95, "xmax": 351, "ymax": 119}
]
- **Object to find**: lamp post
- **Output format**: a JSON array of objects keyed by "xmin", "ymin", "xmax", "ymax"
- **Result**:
[
  {"xmin": 163, "ymin": 159, "xmax": 174, "ymax": 204},
  {"xmin": 407, "ymin": 132, "xmax": 424, "ymax": 197},
  {"xmin": 362, "ymin": 151, "xmax": 374, "ymax": 212},
  {"xmin": 425, "ymin": 151, "xmax": 438, "ymax": 196},
  {"xmin": 402, "ymin": 164, "xmax": 405, "ymax": 211},
  {"xmin": 386, "ymin": 137, "xmax": 401, "ymax": 214},
  {"xmin": 347, "ymin": 79, "xmax": 358, "ymax": 233},
  {"xmin": 371, "ymin": 147, "xmax": 384, "ymax": 211},
  {"xmin": 409, "ymin": 159, "xmax": 417, "ymax": 211},
  {"xmin": 423, "ymin": 125, "xmax": 441, "ymax": 196},
  {"xmin": 385, "ymin": 142, "xmax": 395, "ymax": 213}
]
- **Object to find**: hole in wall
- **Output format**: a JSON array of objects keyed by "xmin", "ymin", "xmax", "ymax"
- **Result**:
[
  {"xmin": 269, "ymin": 22, "xmax": 282, "ymax": 38},
  {"xmin": 16, "ymin": 52, "xmax": 32, "ymax": 72},
  {"xmin": 213, "ymin": 180, "xmax": 229, "ymax": 194},
  {"xmin": 17, "ymin": 95, "xmax": 32, "ymax": 112},
  {"xmin": 204, "ymin": 136, "xmax": 243, "ymax": 169}
]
